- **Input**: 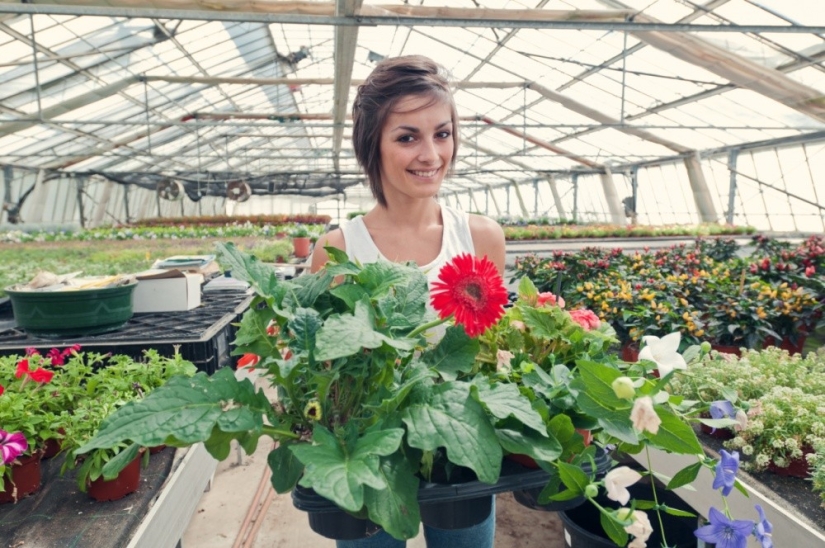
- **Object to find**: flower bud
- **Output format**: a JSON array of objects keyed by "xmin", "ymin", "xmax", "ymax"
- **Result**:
[
  {"xmin": 584, "ymin": 484, "xmax": 599, "ymax": 498},
  {"xmin": 700, "ymin": 341, "xmax": 712, "ymax": 353},
  {"xmin": 612, "ymin": 376, "xmax": 636, "ymax": 400}
]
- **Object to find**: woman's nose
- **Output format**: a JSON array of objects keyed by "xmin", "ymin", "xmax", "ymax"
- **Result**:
[{"xmin": 418, "ymin": 138, "xmax": 438, "ymax": 162}]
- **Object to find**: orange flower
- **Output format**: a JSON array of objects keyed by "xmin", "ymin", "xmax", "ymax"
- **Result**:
[{"xmin": 430, "ymin": 253, "xmax": 508, "ymax": 338}]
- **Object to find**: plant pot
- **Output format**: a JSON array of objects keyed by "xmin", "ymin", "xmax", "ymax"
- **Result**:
[
  {"xmin": 560, "ymin": 480, "xmax": 707, "ymax": 547},
  {"xmin": 762, "ymin": 334, "xmax": 808, "ymax": 355},
  {"xmin": 0, "ymin": 452, "xmax": 42, "ymax": 504},
  {"xmin": 5, "ymin": 281, "xmax": 137, "ymax": 338},
  {"xmin": 698, "ymin": 413, "xmax": 734, "ymax": 441},
  {"xmin": 87, "ymin": 450, "xmax": 142, "ymax": 502},
  {"xmin": 292, "ymin": 485, "xmax": 381, "ymax": 540},
  {"xmin": 506, "ymin": 428, "xmax": 594, "ymax": 469},
  {"xmin": 620, "ymin": 342, "xmax": 640, "ymax": 362},
  {"xmin": 767, "ymin": 446, "xmax": 813, "ymax": 479},
  {"xmin": 710, "ymin": 343, "xmax": 742, "ymax": 357},
  {"xmin": 42, "ymin": 438, "xmax": 62, "ymax": 460},
  {"xmin": 292, "ymin": 237, "xmax": 312, "ymax": 258},
  {"xmin": 148, "ymin": 444, "xmax": 167, "ymax": 455}
]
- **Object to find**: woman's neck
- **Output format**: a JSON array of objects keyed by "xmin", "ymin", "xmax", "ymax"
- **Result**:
[{"xmin": 366, "ymin": 197, "xmax": 442, "ymax": 229}]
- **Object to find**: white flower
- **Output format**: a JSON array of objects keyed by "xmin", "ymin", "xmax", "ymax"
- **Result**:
[
  {"xmin": 625, "ymin": 509, "xmax": 653, "ymax": 547},
  {"xmin": 496, "ymin": 350, "xmax": 514, "ymax": 374},
  {"xmin": 637, "ymin": 332, "xmax": 687, "ymax": 377},
  {"xmin": 604, "ymin": 467, "xmax": 642, "ymax": 505},
  {"xmin": 631, "ymin": 396, "xmax": 661, "ymax": 434},
  {"xmin": 733, "ymin": 410, "xmax": 748, "ymax": 432}
]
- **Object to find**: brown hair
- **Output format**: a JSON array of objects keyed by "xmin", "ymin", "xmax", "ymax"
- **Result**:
[{"xmin": 352, "ymin": 55, "xmax": 459, "ymax": 207}]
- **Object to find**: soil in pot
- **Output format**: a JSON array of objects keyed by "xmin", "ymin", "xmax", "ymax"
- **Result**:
[
  {"xmin": 0, "ymin": 452, "xmax": 42, "ymax": 504},
  {"xmin": 87, "ymin": 451, "xmax": 142, "ymax": 502}
]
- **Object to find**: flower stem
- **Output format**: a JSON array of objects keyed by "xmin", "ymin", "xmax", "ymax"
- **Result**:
[
  {"xmin": 644, "ymin": 446, "xmax": 669, "ymax": 548},
  {"xmin": 408, "ymin": 316, "xmax": 449, "ymax": 338},
  {"xmin": 261, "ymin": 425, "xmax": 300, "ymax": 440}
]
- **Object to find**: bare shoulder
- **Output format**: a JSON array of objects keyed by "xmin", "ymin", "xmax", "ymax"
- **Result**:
[
  {"xmin": 467, "ymin": 214, "xmax": 506, "ymax": 274},
  {"xmin": 310, "ymin": 228, "xmax": 346, "ymax": 273}
]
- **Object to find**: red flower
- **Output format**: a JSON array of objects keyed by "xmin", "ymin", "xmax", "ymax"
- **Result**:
[
  {"xmin": 25, "ymin": 347, "xmax": 39, "ymax": 356},
  {"xmin": 0, "ymin": 384, "xmax": 4, "ymax": 396},
  {"xmin": 47, "ymin": 348, "xmax": 66, "ymax": 366},
  {"xmin": 28, "ymin": 367, "xmax": 54, "ymax": 384},
  {"xmin": 805, "ymin": 265, "xmax": 815, "ymax": 277},
  {"xmin": 430, "ymin": 254, "xmax": 508, "ymax": 338},
  {"xmin": 15, "ymin": 359, "xmax": 30, "ymax": 379},
  {"xmin": 237, "ymin": 353, "xmax": 260, "ymax": 370},
  {"xmin": 569, "ymin": 309, "xmax": 601, "ymax": 331}
]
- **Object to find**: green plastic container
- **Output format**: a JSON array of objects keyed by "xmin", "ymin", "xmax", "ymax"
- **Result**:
[{"xmin": 5, "ymin": 282, "xmax": 137, "ymax": 338}]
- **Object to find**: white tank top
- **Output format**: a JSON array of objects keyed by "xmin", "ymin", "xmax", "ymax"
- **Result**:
[{"xmin": 340, "ymin": 205, "xmax": 476, "ymax": 285}]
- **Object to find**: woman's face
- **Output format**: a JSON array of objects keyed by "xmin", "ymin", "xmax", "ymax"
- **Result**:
[{"xmin": 378, "ymin": 94, "xmax": 454, "ymax": 204}]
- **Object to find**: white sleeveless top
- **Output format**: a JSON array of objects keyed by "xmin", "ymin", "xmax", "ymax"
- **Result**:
[{"xmin": 340, "ymin": 205, "xmax": 475, "ymax": 285}]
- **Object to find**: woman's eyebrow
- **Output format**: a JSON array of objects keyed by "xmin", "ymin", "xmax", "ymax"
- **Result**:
[{"xmin": 392, "ymin": 120, "xmax": 452, "ymax": 132}]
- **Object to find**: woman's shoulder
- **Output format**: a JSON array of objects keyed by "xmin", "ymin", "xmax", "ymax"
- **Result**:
[
  {"xmin": 467, "ymin": 213, "xmax": 504, "ymax": 241},
  {"xmin": 309, "ymin": 228, "xmax": 346, "ymax": 273}
]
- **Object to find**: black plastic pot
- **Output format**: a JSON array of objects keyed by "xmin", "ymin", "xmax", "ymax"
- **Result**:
[
  {"xmin": 559, "ymin": 479, "xmax": 710, "ymax": 548},
  {"xmin": 512, "ymin": 448, "xmax": 612, "ymax": 512},
  {"xmin": 292, "ymin": 485, "xmax": 381, "ymax": 540}
]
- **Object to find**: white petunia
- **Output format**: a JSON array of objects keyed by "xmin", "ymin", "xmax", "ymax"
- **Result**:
[
  {"xmin": 604, "ymin": 467, "xmax": 642, "ymax": 505},
  {"xmin": 637, "ymin": 332, "xmax": 687, "ymax": 377}
]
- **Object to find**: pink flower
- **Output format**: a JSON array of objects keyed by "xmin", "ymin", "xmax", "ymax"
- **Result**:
[
  {"xmin": 0, "ymin": 430, "xmax": 28, "ymax": 465},
  {"xmin": 510, "ymin": 320, "xmax": 526, "ymax": 332},
  {"xmin": 24, "ymin": 347, "xmax": 39, "ymax": 356},
  {"xmin": 536, "ymin": 292, "xmax": 565, "ymax": 308},
  {"xmin": 604, "ymin": 467, "xmax": 642, "ymax": 505},
  {"xmin": 496, "ymin": 350, "xmax": 514, "ymax": 374},
  {"xmin": 569, "ymin": 309, "xmax": 601, "ymax": 331},
  {"xmin": 47, "ymin": 348, "xmax": 65, "ymax": 366},
  {"xmin": 805, "ymin": 265, "xmax": 815, "ymax": 277},
  {"xmin": 630, "ymin": 396, "xmax": 661, "ymax": 434}
]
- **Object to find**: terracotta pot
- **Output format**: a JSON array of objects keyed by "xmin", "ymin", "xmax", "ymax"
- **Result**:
[
  {"xmin": 767, "ymin": 447, "xmax": 813, "ymax": 479},
  {"xmin": 762, "ymin": 334, "xmax": 807, "ymax": 355},
  {"xmin": 148, "ymin": 444, "xmax": 167, "ymax": 455},
  {"xmin": 710, "ymin": 343, "xmax": 742, "ymax": 357},
  {"xmin": 620, "ymin": 342, "xmax": 640, "ymax": 363},
  {"xmin": 0, "ymin": 452, "xmax": 42, "ymax": 504},
  {"xmin": 88, "ymin": 451, "xmax": 142, "ymax": 502},
  {"xmin": 42, "ymin": 428, "xmax": 66, "ymax": 459},
  {"xmin": 292, "ymin": 237, "xmax": 312, "ymax": 258}
]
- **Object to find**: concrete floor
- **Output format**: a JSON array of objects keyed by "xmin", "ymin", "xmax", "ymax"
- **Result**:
[{"xmin": 181, "ymin": 373, "xmax": 567, "ymax": 548}]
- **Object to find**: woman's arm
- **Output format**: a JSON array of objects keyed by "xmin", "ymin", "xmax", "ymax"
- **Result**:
[
  {"xmin": 309, "ymin": 228, "xmax": 346, "ymax": 273},
  {"xmin": 468, "ymin": 214, "xmax": 506, "ymax": 276}
]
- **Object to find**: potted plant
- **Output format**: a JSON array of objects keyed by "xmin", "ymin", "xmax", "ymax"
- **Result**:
[{"xmin": 289, "ymin": 225, "xmax": 312, "ymax": 258}]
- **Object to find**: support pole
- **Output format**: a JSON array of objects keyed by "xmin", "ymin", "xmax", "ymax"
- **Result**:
[
  {"xmin": 572, "ymin": 173, "xmax": 579, "ymax": 223},
  {"xmin": 76, "ymin": 177, "xmax": 86, "ymax": 229},
  {"xmin": 727, "ymin": 150, "xmax": 738, "ymax": 225},
  {"xmin": 123, "ymin": 183, "xmax": 131, "ymax": 223},
  {"xmin": 2, "ymin": 165, "xmax": 12, "ymax": 224},
  {"xmin": 547, "ymin": 175, "xmax": 567, "ymax": 220},
  {"xmin": 92, "ymin": 178, "xmax": 114, "ymax": 227},
  {"xmin": 684, "ymin": 152, "xmax": 719, "ymax": 223},
  {"xmin": 485, "ymin": 184, "xmax": 501, "ymax": 216},
  {"xmin": 511, "ymin": 181, "xmax": 529, "ymax": 217},
  {"xmin": 630, "ymin": 168, "xmax": 639, "ymax": 225},
  {"xmin": 26, "ymin": 169, "xmax": 47, "ymax": 223},
  {"xmin": 599, "ymin": 167, "xmax": 625, "ymax": 225}
]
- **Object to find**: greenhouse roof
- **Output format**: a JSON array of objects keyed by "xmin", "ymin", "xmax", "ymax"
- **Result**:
[{"xmin": 1, "ymin": 0, "xmax": 825, "ymax": 201}]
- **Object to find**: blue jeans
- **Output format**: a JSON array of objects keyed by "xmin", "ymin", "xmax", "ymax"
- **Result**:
[{"xmin": 335, "ymin": 497, "xmax": 495, "ymax": 548}]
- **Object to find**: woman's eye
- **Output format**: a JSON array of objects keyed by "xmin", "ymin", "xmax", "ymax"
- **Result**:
[
  {"xmin": 437, "ymin": 131, "xmax": 452, "ymax": 139},
  {"xmin": 397, "ymin": 135, "xmax": 415, "ymax": 143}
]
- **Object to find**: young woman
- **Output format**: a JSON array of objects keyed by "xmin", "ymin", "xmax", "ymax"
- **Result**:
[{"xmin": 310, "ymin": 55, "xmax": 505, "ymax": 548}]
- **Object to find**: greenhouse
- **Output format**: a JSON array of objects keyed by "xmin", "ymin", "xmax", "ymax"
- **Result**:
[{"xmin": 0, "ymin": 1, "xmax": 824, "ymax": 548}]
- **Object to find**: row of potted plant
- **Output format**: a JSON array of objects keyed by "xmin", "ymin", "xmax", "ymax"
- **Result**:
[
  {"xmin": 670, "ymin": 345, "xmax": 825, "ymax": 506},
  {"xmin": 132, "ymin": 213, "xmax": 331, "ymax": 227},
  {"xmin": 502, "ymin": 222, "xmax": 754, "ymax": 241},
  {"xmin": 72, "ymin": 242, "xmax": 774, "ymax": 547},
  {"xmin": 514, "ymin": 235, "xmax": 824, "ymax": 351},
  {"xmin": 0, "ymin": 348, "xmax": 196, "ymax": 502}
]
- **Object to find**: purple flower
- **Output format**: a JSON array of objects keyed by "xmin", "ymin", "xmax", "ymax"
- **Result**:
[
  {"xmin": 694, "ymin": 507, "xmax": 754, "ymax": 548},
  {"xmin": 713, "ymin": 449, "xmax": 740, "ymax": 497},
  {"xmin": 754, "ymin": 505, "xmax": 773, "ymax": 548},
  {"xmin": 709, "ymin": 400, "xmax": 736, "ymax": 433},
  {"xmin": 0, "ymin": 430, "xmax": 28, "ymax": 465}
]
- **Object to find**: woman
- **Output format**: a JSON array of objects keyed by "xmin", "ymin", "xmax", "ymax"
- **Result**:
[{"xmin": 310, "ymin": 55, "xmax": 505, "ymax": 548}]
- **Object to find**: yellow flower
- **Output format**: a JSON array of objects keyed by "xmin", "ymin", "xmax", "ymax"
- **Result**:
[
  {"xmin": 695, "ymin": 329, "xmax": 705, "ymax": 337},
  {"xmin": 304, "ymin": 400, "xmax": 322, "ymax": 421}
]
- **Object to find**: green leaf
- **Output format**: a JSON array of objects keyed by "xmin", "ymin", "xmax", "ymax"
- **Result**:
[
  {"xmin": 314, "ymin": 300, "xmax": 385, "ymax": 361},
  {"xmin": 331, "ymin": 283, "xmax": 370, "ymax": 310},
  {"xmin": 473, "ymin": 382, "xmax": 547, "ymax": 435},
  {"xmin": 496, "ymin": 428, "xmax": 561, "ymax": 463},
  {"xmin": 667, "ymin": 462, "xmax": 702, "ymax": 490},
  {"xmin": 290, "ymin": 426, "xmax": 404, "ymax": 512},
  {"xmin": 75, "ymin": 368, "xmax": 270, "ymax": 455},
  {"xmin": 100, "ymin": 443, "xmax": 140, "ymax": 480},
  {"xmin": 601, "ymin": 511, "xmax": 629, "ymax": 547},
  {"xmin": 421, "ymin": 326, "xmax": 479, "ymax": 381},
  {"xmin": 285, "ymin": 270, "xmax": 334, "ymax": 309},
  {"xmin": 557, "ymin": 462, "xmax": 589, "ymax": 495},
  {"xmin": 647, "ymin": 407, "xmax": 703, "ymax": 455},
  {"xmin": 216, "ymin": 242, "xmax": 281, "ymax": 297},
  {"xmin": 364, "ymin": 453, "xmax": 421, "ymax": 540},
  {"xmin": 357, "ymin": 262, "xmax": 420, "ymax": 296},
  {"xmin": 269, "ymin": 442, "xmax": 304, "ymax": 493},
  {"xmin": 517, "ymin": 276, "xmax": 538, "ymax": 300},
  {"xmin": 324, "ymin": 245, "xmax": 350, "ymax": 265},
  {"xmin": 662, "ymin": 506, "xmax": 696, "ymax": 518},
  {"xmin": 402, "ymin": 383, "xmax": 502, "ymax": 483},
  {"xmin": 232, "ymin": 307, "xmax": 279, "ymax": 358},
  {"xmin": 289, "ymin": 307, "xmax": 322, "ymax": 356},
  {"xmin": 570, "ymin": 360, "xmax": 630, "ymax": 413}
]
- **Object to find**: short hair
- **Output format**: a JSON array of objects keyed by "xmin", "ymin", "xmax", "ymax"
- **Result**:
[{"xmin": 352, "ymin": 55, "xmax": 460, "ymax": 207}]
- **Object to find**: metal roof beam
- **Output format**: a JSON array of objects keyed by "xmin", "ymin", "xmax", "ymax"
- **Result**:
[{"xmin": 332, "ymin": 0, "xmax": 362, "ymax": 173}]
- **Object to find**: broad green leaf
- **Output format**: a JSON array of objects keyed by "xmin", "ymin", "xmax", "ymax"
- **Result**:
[
  {"xmin": 269, "ymin": 442, "xmax": 304, "ymax": 493},
  {"xmin": 315, "ymin": 300, "xmax": 385, "ymax": 361},
  {"xmin": 667, "ymin": 462, "xmax": 702, "ymax": 490},
  {"xmin": 289, "ymin": 307, "xmax": 322, "ymax": 356},
  {"xmin": 402, "ymin": 383, "xmax": 502, "ymax": 483},
  {"xmin": 421, "ymin": 326, "xmax": 479, "ymax": 381},
  {"xmin": 473, "ymin": 382, "xmax": 547, "ymax": 435},
  {"xmin": 76, "ymin": 368, "xmax": 271, "ymax": 455},
  {"xmin": 324, "ymin": 245, "xmax": 353, "ymax": 266},
  {"xmin": 216, "ymin": 242, "xmax": 281, "ymax": 297},
  {"xmin": 203, "ymin": 426, "xmax": 236, "ymax": 461},
  {"xmin": 517, "ymin": 276, "xmax": 538, "ymax": 300},
  {"xmin": 100, "ymin": 442, "xmax": 140, "ymax": 480},
  {"xmin": 647, "ymin": 408, "xmax": 703, "ymax": 455},
  {"xmin": 232, "ymin": 307, "xmax": 279, "ymax": 358},
  {"xmin": 331, "ymin": 284, "xmax": 370, "ymax": 310},
  {"xmin": 601, "ymin": 512, "xmax": 629, "ymax": 547},
  {"xmin": 291, "ymin": 426, "xmax": 404, "ymax": 512},
  {"xmin": 496, "ymin": 428, "xmax": 561, "ymax": 463},
  {"xmin": 557, "ymin": 462, "xmax": 589, "ymax": 495},
  {"xmin": 357, "ymin": 262, "xmax": 420, "ymax": 296},
  {"xmin": 285, "ymin": 270, "xmax": 334, "ymax": 309},
  {"xmin": 570, "ymin": 360, "xmax": 630, "ymax": 413},
  {"xmin": 364, "ymin": 453, "xmax": 421, "ymax": 540}
]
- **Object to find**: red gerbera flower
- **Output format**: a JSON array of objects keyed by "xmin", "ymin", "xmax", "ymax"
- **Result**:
[
  {"xmin": 237, "ymin": 353, "xmax": 260, "ymax": 370},
  {"xmin": 29, "ymin": 367, "xmax": 54, "ymax": 384},
  {"xmin": 15, "ymin": 359, "xmax": 30, "ymax": 379},
  {"xmin": 430, "ymin": 253, "xmax": 508, "ymax": 337}
]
